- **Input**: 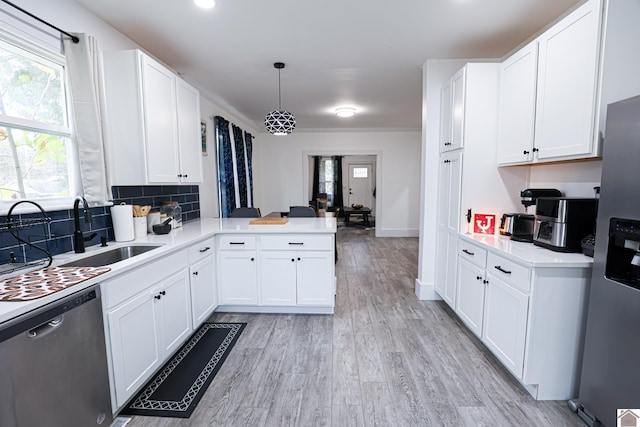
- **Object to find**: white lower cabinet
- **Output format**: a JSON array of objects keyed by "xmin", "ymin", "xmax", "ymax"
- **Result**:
[
  {"xmin": 189, "ymin": 255, "xmax": 217, "ymax": 325},
  {"xmin": 260, "ymin": 251, "xmax": 298, "ymax": 305},
  {"xmin": 455, "ymin": 258, "xmax": 486, "ymax": 338},
  {"xmin": 218, "ymin": 250, "xmax": 258, "ymax": 305},
  {"xmin": 482, "ymin": 274, "xmax": 529, "ymax": 379},
  {"xmin": 217, "ymin": 233, "xmax": 335, "ymax": 311},
  {"xmin": 453, "ymin": 236, "xmax": 591, "ymax": 400},
  {"xmin": 106, "ymin": 268, "xmax": 191, "ymax": 409}
]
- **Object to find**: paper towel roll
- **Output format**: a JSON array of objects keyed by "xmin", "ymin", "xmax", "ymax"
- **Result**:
[{"xmin": 111, "ymin": 204, "xmax": 134, "ymax": 242}]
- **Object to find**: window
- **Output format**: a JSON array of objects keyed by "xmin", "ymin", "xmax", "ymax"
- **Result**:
[
  {"xmin": 352, "ymin": 167, "xmax": 368, "ymax": 178},
  {"xmin": 0, "ymin": 35, "xmax": 75, "ymax": 204},
  {"xmin": 318, "ymin": 158, "xmax": 335, "ymax": 206}
]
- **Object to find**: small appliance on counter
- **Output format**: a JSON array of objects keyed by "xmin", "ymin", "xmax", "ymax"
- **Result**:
[
  {"xmin": 519, "ymin": 188, "xmax": 563, "ymax": 211},
  {"xmin": 533, "ymin": 197, "xmax": 597, "ymax": 252},
  {"xmin": 499, "ymin": 188, "xmax": 562, "ymax": 243},
  {"xmin": 499, "ymin": 213, "xmax": 535, "ymax": 242}
]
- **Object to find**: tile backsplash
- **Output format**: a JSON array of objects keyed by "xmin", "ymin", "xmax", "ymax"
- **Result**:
[{"xmin": 0, "ymin": 185, "xmax": 200, "ymax": 268}]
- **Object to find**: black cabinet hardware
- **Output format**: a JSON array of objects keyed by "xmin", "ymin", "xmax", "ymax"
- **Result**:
[
  {"xmin": 193, "ymin": 271, "xmax": 199, "ymax": 275},
  {"xmin": 523, "ymin": 150, "xmax": 530, "ymax": 155},
  {"xmin": 462, "ymin": 249, "xmax": 474, "ymax": 256},
  {"xmin": 494, "ymin": 265, "xmax": 512, "ymax": 274},
  {"xmin": 288, "ymin": 242, "xmax": 304, "ymax": 245},
  {"xmin": 199, "ymin": 246, "xmax": 211, "ymax": 253},
  {"xmin": 229, "ymin": 242, "xmax": 245, "ymax": 245}
]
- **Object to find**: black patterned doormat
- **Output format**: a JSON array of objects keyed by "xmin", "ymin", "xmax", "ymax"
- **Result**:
[{"xmin": 120, "ymin": 322, "xmax": 245, "ymax": 418}]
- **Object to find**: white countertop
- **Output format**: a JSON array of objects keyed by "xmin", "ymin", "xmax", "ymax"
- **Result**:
[
  {"xmin": 459, "ymin": 233, "xmax": 594, "ymax": 268},
  {"xmin": 0, "ymin": 217, "xmax": 336, "ymax": 324}
]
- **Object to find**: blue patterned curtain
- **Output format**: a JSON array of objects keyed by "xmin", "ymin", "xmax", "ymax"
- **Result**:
[
  {"xmin": 244, "ymin": 131, "xmax": 254, "ymax": 206},
  {"xmin": 214, "ymin": 116, "xmax": 255, "ymax": 217},
  {"xmin": 215, "ymin": 116, "xmax": 235, "ymax": 217},
  {"xmin": 232, "ymin": 125, "xmax": 248, "ymax": 208}
]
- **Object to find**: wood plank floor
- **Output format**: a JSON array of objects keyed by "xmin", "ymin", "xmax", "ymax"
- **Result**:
[{"xmin": 126, "ymin": 229, "xmax": 584, "ymax": 426}]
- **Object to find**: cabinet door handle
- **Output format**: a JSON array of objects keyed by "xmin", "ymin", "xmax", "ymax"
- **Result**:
[
  {"xmin": 177, "ymin": 174, "xmax": 183, "ymax": 178},
  {"xmin": 291, "ymin": 258, "xmax": 295, "ymax": 262},
  {"xmin": 523, "ymin": 150, "xmax": 529, "ymax": 155},
  {"xmin": 297, "ymin": 257, "xmax": 301, "ymax": 261},
  {"xmin": 154, "ymin": 295, "xmax": 161, "ymax": 300},
  {"xmin": 193, "ymin": 271, "xmax": 199, "ymax": 275},
  {"xmin": 494, "ymin": 265, "xmax": 512, "ymax": 275},
  {"xmin": 289, "ymin": 242, "xmax": 304, "ymax": 245},
  {"xmin": 532, "ymin": 147, "xmax": 539, "ymax": 153},
  {"xmin": 476, "ymin": 275, "xmax": 482, "ymax": 281},
  {"xmin": 199, "ymin": 246, "xmax": 211, "ymax": 253},
  {"xmin": 462, "ymin": 249, "xmax": 474, "ymax": 256},
  {"xmin": 160, "ymin": 290, "xmax": 166, "ymax": 296},
  {"xmin": 483, "ymin": 279, "xmax": 489, "ymax": 284},
  {"xmin": 250, "ymin": 257, "xmax": 254, "ymax": 261},
  {"xmin": 184, "ymin": 174, "xmax": 188, "ymax": 178},
  {"xmin": 229, "ymin": 242, "xmax": 245, "ymax": 245}
]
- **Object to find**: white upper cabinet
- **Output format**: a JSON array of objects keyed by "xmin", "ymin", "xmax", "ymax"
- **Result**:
[
  {"xmin": 439, "ymin": 82, "xmax": 452, "ymax": 152},
  {"xmin": 440, "ymin": 68, "xmax": 466, "ymax": 152},
  {"xmin": 497, "ymin": 41, "xmax": 538, "ymax": 165},
  {"xmin": 103, "ymin": 50, "xmax": 203, "ymax": 185},
  {"xmin": 497, "ymin": 0, "xmax": 603, "ymax": 165}
]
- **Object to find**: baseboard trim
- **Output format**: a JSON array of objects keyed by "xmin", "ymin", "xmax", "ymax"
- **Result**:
[
  {"xmin": 377, "ymin": 228, "xmax": 419, "ymax": 237},
  {"xmin": 415, "ymin": 278, "xmax": 442, "ymax": 300}
]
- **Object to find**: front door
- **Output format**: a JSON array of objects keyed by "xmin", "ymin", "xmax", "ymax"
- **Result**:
[{"xmin": 347, "ymin": 164, "xmax": 374, "ymax": 211}]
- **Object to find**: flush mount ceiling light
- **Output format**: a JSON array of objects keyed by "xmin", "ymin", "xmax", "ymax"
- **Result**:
[
  {"xmin": 265, "ymin": 62, "xmax": 296, "ymax": 136},
  {"xmin": 194, "ymin": 0, "xmax": 215, "ymax": 9},
  {"xmin": 336, "ymin": 107, "xmax": 356, "ymax": 118}
]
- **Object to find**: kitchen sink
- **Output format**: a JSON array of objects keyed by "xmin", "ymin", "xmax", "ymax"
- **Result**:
[{"xmin": 61, "ymin": 245, "xmax": 162, "ymax": 267}]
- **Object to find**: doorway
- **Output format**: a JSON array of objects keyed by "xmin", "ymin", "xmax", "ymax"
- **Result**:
[{"xmin": 347, "ymin": 163, "xmax": 374, "ymax": 212}]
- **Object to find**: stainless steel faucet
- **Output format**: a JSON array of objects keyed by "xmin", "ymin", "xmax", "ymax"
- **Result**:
[{"xmin": 73, "ymin": 196, "xmax": 97, "ymax": 253}]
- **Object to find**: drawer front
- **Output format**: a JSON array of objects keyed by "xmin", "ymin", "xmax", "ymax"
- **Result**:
[
  {"xmin": 261, "ymin": 234, "xmax": 332, "ymax": 251},
  {"xmin": 487, "ymin": 252, "xmax": 530, "ymax": 293},
  {"xmin": 188, "ymin": 237, "xmax": 215, "ymax": 263},
  {"xmin": 458, "ymin": 240, "xmax": 487, "ymax": 269},
  {"xmin": 218, "ymin": 235, "xmax": 256, "ymax": 250},
  {"xmin": 103, "ymin": 249, "xmax": 188, "ymax": 309}
]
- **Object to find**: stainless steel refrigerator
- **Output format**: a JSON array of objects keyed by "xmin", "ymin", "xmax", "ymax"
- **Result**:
[{"xmin": 579, "ymin": 95, "xmax": 640, "ymax": 427}]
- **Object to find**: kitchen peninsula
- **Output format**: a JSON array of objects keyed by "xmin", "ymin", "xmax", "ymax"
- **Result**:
[{"xmin": 0, "ymin": 217, "xmax": 337, "ymax": 324}]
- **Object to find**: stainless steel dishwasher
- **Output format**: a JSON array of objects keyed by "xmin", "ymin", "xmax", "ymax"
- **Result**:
[{"xmin": 0, "ymin": 284, "xmax": 113, "ymax": 427}]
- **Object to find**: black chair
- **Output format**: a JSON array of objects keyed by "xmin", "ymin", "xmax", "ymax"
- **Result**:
[
  {"xmin": 288, "ymin": 206, "xmax": 316, "ymax": 217},
  {"xmin": 230, "ymin": 207, "xmax": 261, "ymax": 218}
]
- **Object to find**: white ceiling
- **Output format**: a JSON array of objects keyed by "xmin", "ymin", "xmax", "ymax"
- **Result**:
[{"xmin": 73, "ymin": 0, "xmax": 582, "ymax": 131}]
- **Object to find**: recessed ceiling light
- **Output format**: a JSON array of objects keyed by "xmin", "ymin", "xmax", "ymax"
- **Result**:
[
  {"xmin": 194, "ymin": 0, "xmax": 215, "ymax": 9},
  {"xmin": 336, "ymin": 107, "xmax": 356, "ymax": 118}
]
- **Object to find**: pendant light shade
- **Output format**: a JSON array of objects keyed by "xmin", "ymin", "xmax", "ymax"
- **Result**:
[{"xmin": 265, "ymin": 62, "xmax": 296, "ymax": 135}]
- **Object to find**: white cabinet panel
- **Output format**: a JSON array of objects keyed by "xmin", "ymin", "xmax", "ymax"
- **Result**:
[
  {"xmin": 157, "ymin": 269, "xmax": 192, "ymax": 355},
  {"xmin": 456, "ymin": 258, "xmax": 485, "ymax": 338},
  {"xmin": 218, "ymin": 251, "xmax": 258, "ymax": 305},
  {"xmin": 176, "ymin": 79, "xmax": 203, "ymax": 183},
  {"xmin": 450, "ymin": 67, "xmax": 466, "ymax": 151},
  {"xmin": 497, "ymin": 41, "xmax": 538, "ymax": 165},
  {"xmin": 260, "ymin": 251, "xmax": 297, "ymax": 305},
  {"xmin": 108, "ymin": 290, "xmax": 160, "ymax": 408},
  {"xmin": 443, "ymin": 231, "xmax": 458, "ymax": 309},
  {"xmin": 482, "ymin": 274, "xmax": 529, "ymax": 379},
  {"xmin": 535, "ymin": 0, "xmax": 601, "ymax": 160},
  {"xmin": 439, "ymin": 82, "xmax": 452, "ymax": 152},
  {"xmin": 190, "ymin": 255, "xmax": 217, "ymax": 325},
  {"xmin": 296, "ymin": 251, "xmax": 334, "ymax": 306}
]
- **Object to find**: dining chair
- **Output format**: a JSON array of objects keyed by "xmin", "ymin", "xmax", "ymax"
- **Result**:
[
  {"xmin": 230, "ymin": 207, "xmax": 261, "ymax": 218},
  {"xmin": 288, "ymin": 206, "xmax": 316, "ymax": 217}
]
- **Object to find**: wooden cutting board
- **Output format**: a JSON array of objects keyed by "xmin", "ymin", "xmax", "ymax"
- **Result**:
[{"xmin": 249, "ymin": 217, "xmax": 289, "ymax": 225}]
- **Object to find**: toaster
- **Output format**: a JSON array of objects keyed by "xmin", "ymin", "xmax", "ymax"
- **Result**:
[{"xmin": 500, "ymin": 213, "xmax": 535, "ymax": 242}]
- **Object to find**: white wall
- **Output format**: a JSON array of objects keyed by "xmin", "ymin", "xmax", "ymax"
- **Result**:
[
  {"xmin": 529, "ymin": 161, "xmax": 602, "ymax": 197},
  {"xmin": 258, "ymin": 130, "xmax": 421, "ymax": 237}
]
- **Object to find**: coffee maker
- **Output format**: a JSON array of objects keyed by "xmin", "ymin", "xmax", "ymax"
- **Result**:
[{"xmin": 499, "ymin": 189, "xmax": 562, "ymax": 242}]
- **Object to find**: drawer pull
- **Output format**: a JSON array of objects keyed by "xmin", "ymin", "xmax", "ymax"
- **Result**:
[
  {"xmin": 229, "ymin": 242, "xmax": 245, "ymax": 245},
  {"xmin": 462, "ymin": 249, "xmax": 474, "ymax": 256},
  {"xmin": 288, "ymin": 242, "xmax": 304, "ymax": 245},
  {"xmin": 199, "ymin": 246, "xmax": 211, "ymax": 253},
  {"xmin": 494, "ymin": 265, "xmax": 512, "ymax": 275},
  {"xmin": 476, "ymin": 276, "xmax": 482, "ymax": 281}
]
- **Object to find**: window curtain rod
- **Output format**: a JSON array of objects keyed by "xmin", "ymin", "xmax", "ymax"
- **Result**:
[{"xmin": 1, "ymin": 0, "xmax": 79, "ymax": 43}]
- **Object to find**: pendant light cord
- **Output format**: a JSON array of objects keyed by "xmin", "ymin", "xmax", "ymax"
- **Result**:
[{"xmin": 278, "ymin": 68, "xmax": 282, "ymax": 110}]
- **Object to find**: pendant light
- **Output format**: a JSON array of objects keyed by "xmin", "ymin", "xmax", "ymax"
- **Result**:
[{"xmin": 265, "ymin": 62, "xmax": 296, "ymax": 135}]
